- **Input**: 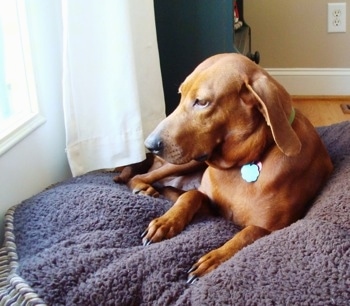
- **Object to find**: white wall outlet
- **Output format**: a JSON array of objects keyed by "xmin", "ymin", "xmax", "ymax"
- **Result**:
[{"xmin": 328, "ymin": 3, "xmax": 346, "ymax": 33}]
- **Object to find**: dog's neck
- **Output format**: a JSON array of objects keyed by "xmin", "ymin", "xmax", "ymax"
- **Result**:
[
  {"xmin": 206, "ymin": 107, "xmax": 297, "ymax": 172},
  {"xmin": 240, "ymin": 107, "xmax": 296, "ymax": 183},
  {"xmin": 207, "ymin": 123, "xmax": 270, "ymax": 170}
]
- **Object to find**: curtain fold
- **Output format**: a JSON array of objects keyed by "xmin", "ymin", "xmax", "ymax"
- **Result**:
[{"xmin": 62, "ymin": 0, "xmax": 165, "ymax": 176}]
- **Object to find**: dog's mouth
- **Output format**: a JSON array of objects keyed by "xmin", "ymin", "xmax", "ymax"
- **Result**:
[{"xmin": 194, "ymin": 154, "xmax": 209, "ymax": 162}]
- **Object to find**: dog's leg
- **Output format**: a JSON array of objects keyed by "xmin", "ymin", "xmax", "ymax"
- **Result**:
[
  {"xmin": 113, "ymin": 153, "xmax": 155, "ymax": 184},
  {"xmin": 187, "ymin": 225, "xmax": 271, "ymax": 283},
  {"xmin": 157, "ymin": 186, "xmax": 186, "ymax": 202},
  {"xmin": 128, "ymin": 160, "xmax": 205, "ymax": 197},
  {"xmin": 141, "ymin": 190, "xmax": 211, "ymax": 245}
]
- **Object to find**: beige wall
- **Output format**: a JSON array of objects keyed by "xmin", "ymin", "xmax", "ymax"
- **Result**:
[{"xmin": 245, "ymin": 0, "xmax": 350, "ymax": 68}]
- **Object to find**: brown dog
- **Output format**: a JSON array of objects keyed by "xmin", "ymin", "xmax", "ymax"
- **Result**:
[{"xmin": 115, "ymin": 53, "xmax": 333, "ymax": 284}]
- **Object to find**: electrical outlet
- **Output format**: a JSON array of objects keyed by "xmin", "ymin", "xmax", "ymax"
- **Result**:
[{"xmin": 328, "ymin": 3, "xmax": 346, "ymax": 33}]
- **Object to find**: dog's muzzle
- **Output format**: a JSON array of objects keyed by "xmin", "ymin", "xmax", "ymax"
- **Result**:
[{"xmin": 144, "ymin": 135, "xmax": 163, "ymax": 155}]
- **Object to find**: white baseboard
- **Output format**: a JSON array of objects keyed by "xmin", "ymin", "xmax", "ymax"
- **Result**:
[{"xmin": 266, "ymin": 68, "xmax": 350, "ymax": 96}]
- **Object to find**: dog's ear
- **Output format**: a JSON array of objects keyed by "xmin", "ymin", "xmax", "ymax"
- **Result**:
[{"xmin": 243, "ymin": 76, "xmax": 301, "ymax": 156}]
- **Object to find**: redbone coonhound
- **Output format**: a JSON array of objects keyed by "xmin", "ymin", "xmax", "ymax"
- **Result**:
[{"xmin": 114, "ymin": 53, "xmax": 333, "ymax": 284}]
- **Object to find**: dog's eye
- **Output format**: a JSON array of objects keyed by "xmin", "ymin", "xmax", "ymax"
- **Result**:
[{"xmin": 194, "ymin": 99, "xmax": 210, "ymax": 108}]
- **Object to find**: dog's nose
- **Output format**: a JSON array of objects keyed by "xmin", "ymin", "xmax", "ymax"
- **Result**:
[{"xmin": 144, "ymin": 135, "xmax": 163, "ymax": 155}]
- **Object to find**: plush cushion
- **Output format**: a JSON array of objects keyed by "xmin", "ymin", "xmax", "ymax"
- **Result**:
[{"xmin": 0, "ymin": 121, "xmax": 349, "ymax": 305}]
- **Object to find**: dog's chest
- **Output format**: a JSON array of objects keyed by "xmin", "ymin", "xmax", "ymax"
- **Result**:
[
  {"xmin": 158, "ymin": 171, "xmax": 202, "ymax": 191},
  {"xmin": 199, "ymin": 166, "xmax": 272, "ymax": 227}
]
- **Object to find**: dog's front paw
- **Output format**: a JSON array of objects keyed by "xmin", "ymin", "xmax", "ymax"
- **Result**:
[
  {"xmin": 187, "ymin": 248, "xmax": 228, "ymax": 284},
  {"xmin": 132, "ymin": 183, "xmax": 160, "ymax": 198},
  {"xmin": 141, "ymin": 214, "xmax": 186, "ymax": 246},
  {"xmin": 128, "ymin": 176, "xmax": 159, "ymax": 198}
]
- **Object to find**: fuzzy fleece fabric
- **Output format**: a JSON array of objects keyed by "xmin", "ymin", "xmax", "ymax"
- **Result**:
[{"xmin": 1, "ymin": 120, "xmax": 349, "ymax": 305}]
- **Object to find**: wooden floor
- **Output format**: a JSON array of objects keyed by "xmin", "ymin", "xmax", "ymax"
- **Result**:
[{"xmin": 292, "ymin": 96, "xmax": 350, "ymax": 127}]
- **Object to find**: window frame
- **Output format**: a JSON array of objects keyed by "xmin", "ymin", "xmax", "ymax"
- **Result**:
[{"xmin": 0, "ymin": 0, "xmax": 45, "ymax": 156}]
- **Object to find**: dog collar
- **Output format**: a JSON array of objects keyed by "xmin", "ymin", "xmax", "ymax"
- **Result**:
[
  {"xmin": 241, "ymin": 162, "xmax": 262, "ymax": 183},
  {"xmin": 288, "ymin": 107, "xmax": 296, "ymax": 125}
]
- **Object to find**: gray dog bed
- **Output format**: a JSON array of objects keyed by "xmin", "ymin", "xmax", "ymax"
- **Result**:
[{"xmin": 0, "ymin": 121, "xmax": 349, "ymax": 305}]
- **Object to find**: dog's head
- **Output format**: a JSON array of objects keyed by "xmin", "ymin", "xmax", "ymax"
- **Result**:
[{"xmin": 145, "ymin": 53, "xmax": 301, "ymax": 168}]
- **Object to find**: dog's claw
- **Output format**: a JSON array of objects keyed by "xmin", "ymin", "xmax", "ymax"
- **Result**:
[
  {"xmin": 140, "ymin": 230, "xmax": 148, "ymax": 238},
  {"xmin": 187, "ymin": 265, "xmax": 197, "ymax": 274},
  {"xmin": 187, "ymin": 264, "xmax": 199, "ymax": 284},
  {"xmin": 142, "ymin": 238, "xmax": 152, "ymax": 246},
  {"xmin": 187, "ymin": 275, "xmax": 199, "ymax": 285},
  {"xmin": 141, "ymin": 229, "xmax": 152, "ymax": 245}
]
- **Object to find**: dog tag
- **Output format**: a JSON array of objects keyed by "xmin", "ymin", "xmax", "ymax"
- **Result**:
[{"xmin": 241, "ymin": 162, "xmax": 262, "ymax": 183}]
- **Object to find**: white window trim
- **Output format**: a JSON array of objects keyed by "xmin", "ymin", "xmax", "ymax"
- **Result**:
[
  {"xmin": 0, "ymin": 0, "xmax": 45, "ymax": 156},
  {"xmin": 0, "ymin": 114, "xmax": 45, "ymax": 156}
]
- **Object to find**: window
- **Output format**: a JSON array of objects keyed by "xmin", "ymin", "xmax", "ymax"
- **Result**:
[{"xmin": 0, "ymin": 0, "xmax": 45, "ymax": 156}]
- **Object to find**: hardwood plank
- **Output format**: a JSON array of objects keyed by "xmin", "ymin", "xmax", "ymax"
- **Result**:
[{"xmin": 292, "ymin": 96, "xmax": 350, "ymax": 127}]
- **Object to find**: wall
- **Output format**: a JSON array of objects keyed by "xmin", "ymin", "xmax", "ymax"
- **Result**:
[
  {"xmin": 154, "ymin": 0, "xmax": 234, "ymax": 114},
  {"xmin": 0, "ymin": 1, "xmax": 71, "ymax": 242},
  {"xmin": 245, "ymin": 0, "xmax": 350, "ymax": 68}
]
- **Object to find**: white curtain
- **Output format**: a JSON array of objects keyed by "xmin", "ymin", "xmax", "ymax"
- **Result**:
[{"xmin": 62, "ymin": 0, "xmax": 165, "ymax": 176}]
